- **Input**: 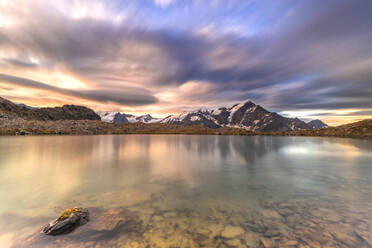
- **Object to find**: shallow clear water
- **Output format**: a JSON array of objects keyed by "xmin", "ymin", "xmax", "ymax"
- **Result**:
[{"xmin": 0, "ymin": 135, "xmax": 371, "ymax": 247}]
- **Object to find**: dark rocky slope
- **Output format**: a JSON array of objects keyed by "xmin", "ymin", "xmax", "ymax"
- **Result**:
[
  {"xmin": 0, "ymin": 97, "xmax": 100, "ymax": 121},
  {"xmin": 161, "ymin": 101, "xmax": 320, "ymax": 132}
]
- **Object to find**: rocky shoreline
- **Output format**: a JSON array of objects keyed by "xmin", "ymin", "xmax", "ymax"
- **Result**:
[
  {"xmin": 0, "ymin": 117, "xmax": 255, "ymax": 136},
  {"xmin": 0, "ymin": 117, "xmax": 371, "ymax": 139}
]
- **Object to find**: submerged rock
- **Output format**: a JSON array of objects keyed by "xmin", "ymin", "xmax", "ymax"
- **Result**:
[
  {"xmin": 221, "ymin": 225, "xmax": 245, "ymax": 239},
  {"xmin": 42, "ymin": 207, "xmax": 89, "ymax": 235},
  {"xmin": 12, "ymin": 207, "xmax": 142, "ymax": 248},
  {"xmin": 260, "ymin": 237, "xmax": 276, "ymax": 248}
]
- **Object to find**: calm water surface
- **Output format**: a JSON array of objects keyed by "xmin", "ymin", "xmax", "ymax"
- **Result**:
[{"xmin": 0, "ymin": 135, "xmax": 371, "ymax": 247}]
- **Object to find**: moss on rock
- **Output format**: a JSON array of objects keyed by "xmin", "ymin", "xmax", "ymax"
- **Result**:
[{"xmin": 57, "ymin": 207, "xmax": 82, "ymax": 221}]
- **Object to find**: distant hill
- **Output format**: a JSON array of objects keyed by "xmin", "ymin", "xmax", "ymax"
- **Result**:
[
  {"xmin": 99, "ymin": 101, "xmax": 327, "ymax": 132},
  {"xmin": 294, "ymin": 119, "xmax": 372, "ymax": 139},
  {"xmin": 0, "ymin": 97, "xmax": 100, "ymax": 121}
]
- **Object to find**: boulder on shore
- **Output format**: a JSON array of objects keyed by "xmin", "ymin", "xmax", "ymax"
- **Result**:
[{"xmin": 11, "ymin": 207, "xmax": 142, "ymax": 248}]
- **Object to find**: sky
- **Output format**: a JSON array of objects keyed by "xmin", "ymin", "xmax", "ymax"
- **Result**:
[{"xmin": 0, "ymin": 0, "xmax": 372, "ymax": 125}]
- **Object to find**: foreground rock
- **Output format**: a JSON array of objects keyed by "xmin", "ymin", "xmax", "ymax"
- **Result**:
[
  {"xmin": 11, "ymin": 207, "xmax": 142, "ymax": 248},
  {"xmin": 42, "ymin": 207, "xmax": 89, "ymax": 236}
]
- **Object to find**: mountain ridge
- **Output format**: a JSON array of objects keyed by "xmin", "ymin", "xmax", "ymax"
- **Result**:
[
  {"xmin": 0, "ymin": 96, "xmax": 328, "ymax": 132},
  {"xmin": 98, "ymin": 100, "xmax": 328, "ymax": 132}
]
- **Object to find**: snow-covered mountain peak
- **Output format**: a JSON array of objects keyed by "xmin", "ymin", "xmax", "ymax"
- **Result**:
[
  {"xmin": 98, "ymin": 111, "xmax": 161, "ymax": 124},
  {"xmin": 97, "ymin": 100, "xmax": 327, "ymax": 132}
]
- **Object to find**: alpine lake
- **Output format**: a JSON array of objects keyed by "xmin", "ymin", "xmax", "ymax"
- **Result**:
[{"xmin": 0, "ymin": 135, "xmax": 371, "ymax": 248}]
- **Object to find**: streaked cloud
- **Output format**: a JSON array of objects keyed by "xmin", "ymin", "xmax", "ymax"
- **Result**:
[
  {"xmin": 0, "ymin": 73, "xmax": 158, "ymax": 106},
  {"xmin": 0, "ymin": 0, "xmax": 371, "ymax": 123},
  {"xmin": 153, "ymin": 0, "xmax": 174, "ymax": 7}
]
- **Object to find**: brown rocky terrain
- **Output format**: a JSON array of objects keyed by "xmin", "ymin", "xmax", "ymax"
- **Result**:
[
  {"xmin": 1, "ymin": 116, "xmax": 371, "ymax": 139},
  {"xmin": 0, "ymin": 118, "xmax": 255, "ymax": 136},
  {"xmin": 291, "ymin": 119, "xmax": 372, "ymax": 139},
  {"xmin": 1, "ymin": 115, "xmax": 371, "ymax": 139},
  {"xmin": 0, "ymin": 97, "xmax": 100, "ymax": 121}
]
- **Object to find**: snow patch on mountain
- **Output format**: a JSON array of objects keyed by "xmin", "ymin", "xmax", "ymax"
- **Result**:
[
  {"xmin": 227, "ymin": 103, "xmax": 244, "ymax": 122},
  {"xmin": 97, "ymin": 111, "xmax": 116, "ymax": 122},
  {"xmin": 191, "ymin": 116, "xmax": 201, "ymax": 121},
  {"xmin": 98, "ymin": 112, "xmax": 161, "ymax": 124},
  {"xmin": 211, "ymin": 108, "xmax": 222, "ymax": 115}
]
